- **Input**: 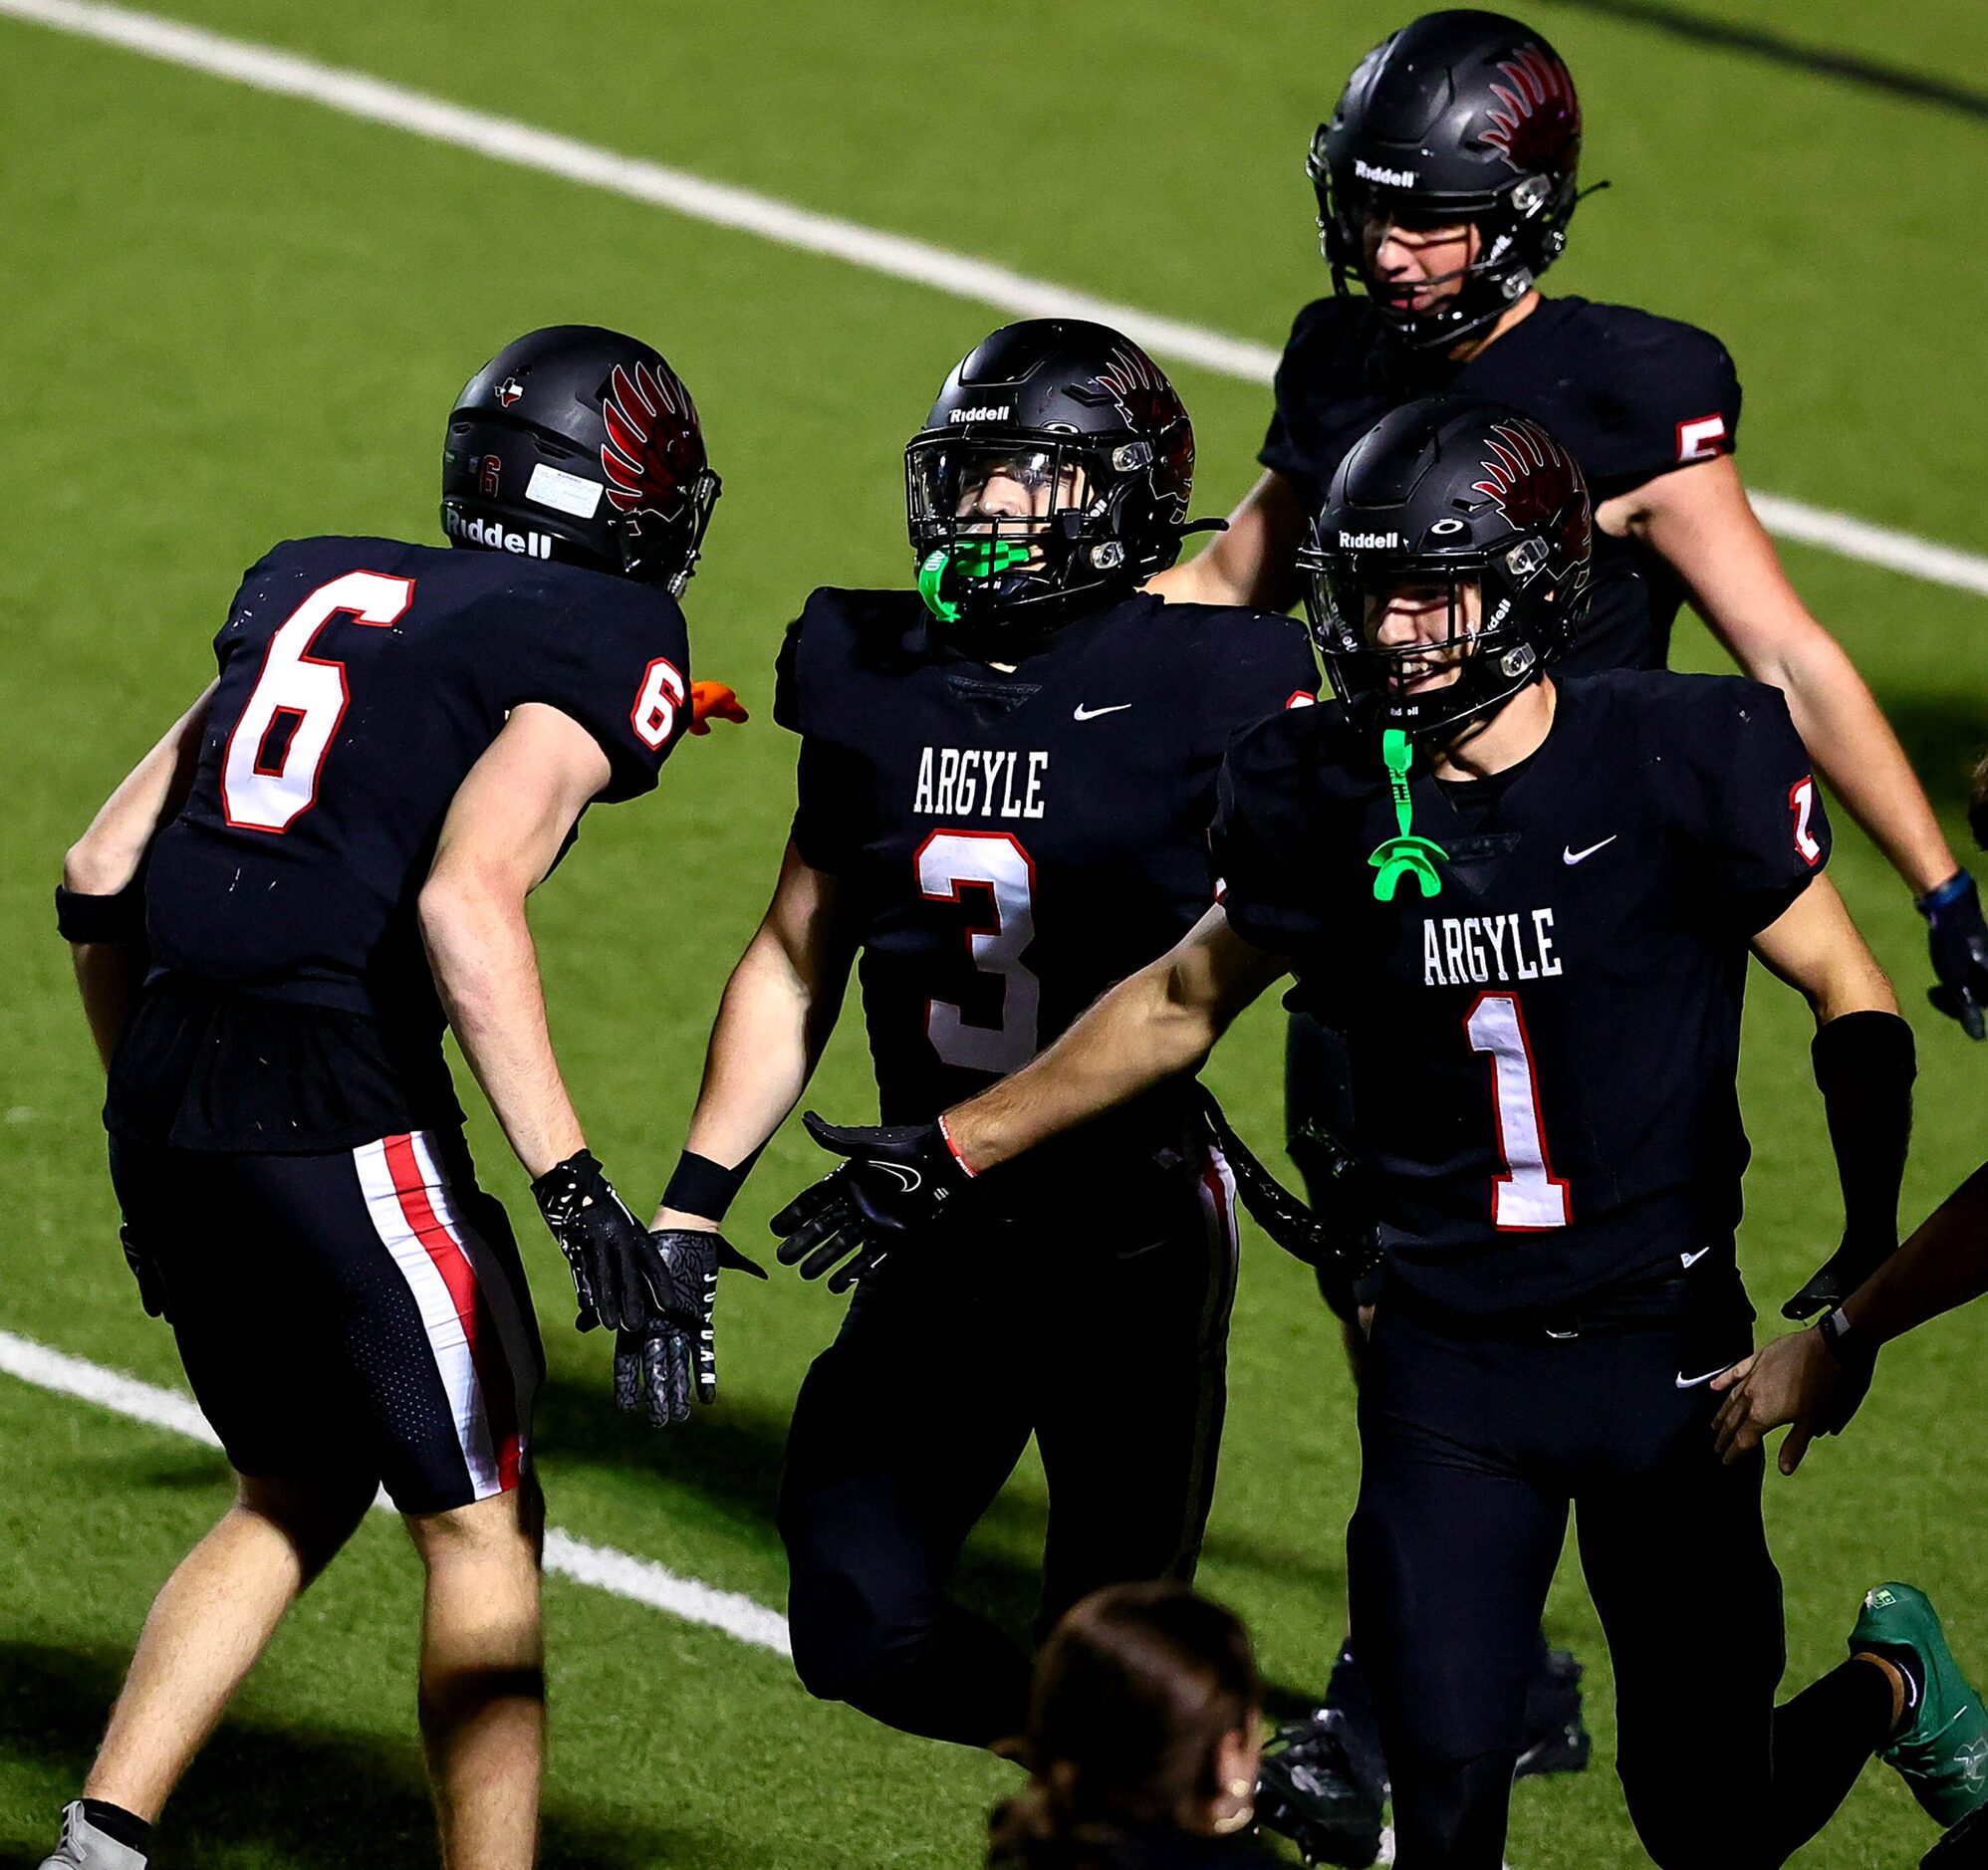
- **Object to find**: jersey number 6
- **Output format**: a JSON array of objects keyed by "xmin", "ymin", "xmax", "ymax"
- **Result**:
[
  {"xmin": 220, "ymin": 570, "xmax": 415, "ymax": 832},
  {"xmin": 916, "ymin": 829, "xmax": 1040, "ymax": 1075}
]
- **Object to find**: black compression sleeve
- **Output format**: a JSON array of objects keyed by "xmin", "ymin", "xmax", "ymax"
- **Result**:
[
  {"xmin": 1812, "ymin": 1011, "xmax": 1916, "ymax": 1250},
  {"xmin": 55, "ymin": 880, "xmax": 147, "ymax": 944}
]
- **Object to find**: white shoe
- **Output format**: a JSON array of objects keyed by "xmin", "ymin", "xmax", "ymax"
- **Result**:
[{"xmin": 39, "ymin": 1803, "xmax": 148, "ymax": 1870}]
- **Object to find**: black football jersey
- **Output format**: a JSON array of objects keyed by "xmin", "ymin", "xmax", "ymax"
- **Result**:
[
  {"xmin": 776, "ymin": 588, "xmax": 1319, "ymax": 1139},
  {"xmin": 1260, "ymin": 295, "xmax": 1742, "ymax": 674},
  {"xmin": 1214, "ymin": 672, "xmax": 1828, "ymax": 1315},
  {"xmin": 117, "ymin": 536, "xmax": 689, "ymax": 1149}
]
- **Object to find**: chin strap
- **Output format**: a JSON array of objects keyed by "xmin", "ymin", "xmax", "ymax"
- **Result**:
[
  {"xmin": 1368, "ymin": 727, "xmax": 1448, "ymax": 902},
  {"xmin": 917, "ymin": 539, "xmax": 1033, "ymax": 623}
]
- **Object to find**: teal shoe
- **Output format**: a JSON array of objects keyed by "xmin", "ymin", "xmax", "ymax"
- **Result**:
[{"xmin": 1853, "ymin": 1583, "xmax": 1988, "ymax": 1826}]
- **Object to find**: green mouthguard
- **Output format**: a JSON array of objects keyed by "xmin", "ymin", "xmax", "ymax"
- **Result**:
[
  {"xmin": 917, "ymin": 539, "xmax": 1033, "ymax": 622},
  {"xmin": 1368, "ymin": 727, "xmax": 1448, "ymax": 902}
]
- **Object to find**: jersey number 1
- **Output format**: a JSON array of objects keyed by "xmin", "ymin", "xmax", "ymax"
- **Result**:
[
  {"xmin": 917, "ymin": 830, "xmax": 1040, "ymax": 1075},
  {"xmin": 1464, "ymin": 991, "xmax": 1571, "ymax": 1230},
  {"xmin": 220, "ymin": 571, "xmax": 415, "ymax": 831}
]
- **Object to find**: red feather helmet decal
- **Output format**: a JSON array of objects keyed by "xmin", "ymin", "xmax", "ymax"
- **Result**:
[
  {"xmin": 1472, "ymin": 416, "xmax": 1590, "ymax": 573},
  {"xmin": 1479, "ymin": 44, "xmax": 1580, "ymax": 175},
  {"xmin": 600, "ymin": 359, "xmax": 702, "ymax": 521},
  {"xmin": 1092, "ymin": 344, "xmax": 1193, "ymax": 522}
]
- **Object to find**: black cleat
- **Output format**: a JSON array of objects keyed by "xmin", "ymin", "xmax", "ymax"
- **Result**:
[
  {"xmin": 1927, "ymin": 1803, "xmax": 1988, "ymax": 1868},
  {"xmin": 1257, "ymin": 1707, "xmax": 1386, "ymax": 1868},
  {"xmin": 1516, "ymin": 1646, "xmax": 1592, "ymax": 1779}
]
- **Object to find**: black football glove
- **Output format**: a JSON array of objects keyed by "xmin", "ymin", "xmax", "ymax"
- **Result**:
[
  {"xmin": 612, "ymin": 1228, "xmax": 767, "ymax": 1428},
  {"xmin": 769, "ymin": 1113, "xmax": 973, "ymax": 1292},
  {"xmin": 119, "ymin": 1222, "xmax": 169, "ymax": 1320},
  {"xmin": 1922, "ymin": 870, "xmax": 1988, "ymax": 1041},
  {"xmin": 1200, "ymin": 1096, "xmax": 1380, "ymax": 1285},
  {"xmin": 532, "ymin": 1149, "xmax": 663, "ymax": 1333},
  {"xmin": 1781, "ymin": 1231, "xmax": 1897, "ymax": 1322}
]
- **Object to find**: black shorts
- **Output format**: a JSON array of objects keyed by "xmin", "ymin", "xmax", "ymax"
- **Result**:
[{"xmin": 110, "ymin": 1127, "xmax": 544, "ymax": 1515}]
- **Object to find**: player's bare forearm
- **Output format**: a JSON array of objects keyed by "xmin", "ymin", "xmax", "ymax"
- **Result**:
[
  {"xmin": 944, "ymin": 904, "xmax": 1287, "ymax": 1173},
  {"xmin": 422, "ymin": 876, "xmax": 584, "ymax": 1178},
  {"xmin": 420, "ymin": 704, "xmax": 613, "ymax": 1180},
  {"xmin": 1628, "ymin": 457, "xmax": 1956, "ymax": 895},
  {"xmin": 1147, "ymin": 470, "xmax": 1306, "ymax": 612},
  {"xmin": 65, "ymin": 682, "xmax": 216, "ymax": 896},
  {"xmin": 64, "ymin": 682, "xmax": 217, "ymax": 1067},
  {"xmin": 1847, "ymin": 1162, "xmax": 1988, "ymax": 1345},
  {"xmin": 1751, "ymin": 875, "xmax": 1897, "ymax": 1027},
  {"xmin": 656, "ymin": 842, "xmax": 855, "ymax": 1232}
]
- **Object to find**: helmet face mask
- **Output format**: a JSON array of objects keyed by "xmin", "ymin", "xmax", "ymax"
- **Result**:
[
  {"xmin": 904, "ymin": 322, "xmax": 1195, "ymax": 649},
  {"xmin": 1301, "ymin": 395, "xmax": 1592, "ymax": 740},
  {"xmin": 1311, "ymin": 13, "xmax": 1584, "ymax": 351}
]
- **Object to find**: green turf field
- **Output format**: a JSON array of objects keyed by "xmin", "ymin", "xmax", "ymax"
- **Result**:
[{"xmin": 3, "ymin": 2, "xmax": 1985, "ymax": 1864}]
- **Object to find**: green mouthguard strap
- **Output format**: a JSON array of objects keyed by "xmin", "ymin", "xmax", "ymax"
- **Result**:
[
  {"xmin": 1368, "ymin": 727, "xmax": 1447, "ymax": 901},
  {"xmin": 917, "ymin": 539, "xmax": 1033, "ymax": 623}
]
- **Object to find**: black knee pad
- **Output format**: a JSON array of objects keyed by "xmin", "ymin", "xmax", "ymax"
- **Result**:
[{"xmin": 785, "ymin": 1565, "xmax": 912, "ymax": 1706}]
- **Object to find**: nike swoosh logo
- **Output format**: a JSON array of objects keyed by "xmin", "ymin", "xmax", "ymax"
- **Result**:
[
  {"xmin": 1073, "ymin": 702, "xmax": 1132, "ymax": 721},
  {"xmin": 1679, "ymin": 1247, "xmax": 1713, "ymax": 1270},
  {"xmin": 1675, "ymin": 1366, "xmax": 1727, "ymax": 1389},
  {"xmin": 871, "ymin": 1162, "xmax": 922, "ymax": 1194},
  {"xmin": 1563, "ymin": 835, "xmax": 1618, "ymax": 865}
]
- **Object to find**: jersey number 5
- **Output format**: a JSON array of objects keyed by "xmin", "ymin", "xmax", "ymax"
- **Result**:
[
  {"xmin": 916, "ymin": 830, "xmax": 1040, "ymax": 1075},
  {"xmin": 1464, "ymin": 991, "xmax": 1571, "ymax": 1231},
  {"xmin": 220, "ymin": 571, "xmax": 415, "ymax": 832}
]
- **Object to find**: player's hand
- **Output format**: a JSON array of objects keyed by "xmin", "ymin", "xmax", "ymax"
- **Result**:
[
  {"xmin": 612, "ymin": 1228, "xmax": 768, "ymax": 1427},
  {"xmin": 1711, "ymin": 1323, "xmax": 1874, "ymax": 1474},
  {"xmin": 687, "ymin": 679, "xmax": 749, "ymax": 736},
  {"xmin": 532, "ymin": 1149, "xmax": 664, "ymax": 1332},
  {"xmin": 1781, "ymin": 1230, "xmax": 1895, "ymax": 1321},
  {"xmin": 769, "ymin": 1113, "xmax": 973, "ymax": 1292},
  {"xmin": 119, "ymin": 1222, "xmax": 169, "ymax": 1320},
  {"xmin": 1922, "ymin": 870, "xmax": 1988, "ymax": 1041}
]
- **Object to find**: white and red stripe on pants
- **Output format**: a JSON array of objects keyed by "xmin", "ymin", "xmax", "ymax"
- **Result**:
[{"xmin": 352, "ymin": 1130, "xmax": 538, "ymax": 1502}]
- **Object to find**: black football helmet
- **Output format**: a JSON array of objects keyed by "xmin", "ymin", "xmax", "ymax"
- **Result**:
[
  {"xmin": 1300, "ymin": 394, "xmax": 1591, "ymax": 738},
  {"xmin": 1312, "ymin": 10, "xmax": 1584, "ymax": 350},
  {"xmin": 441, "ymin": 325, "xmax": 719, "ymax": 595},
  {"xmin": 903, "ymin": 320, "xmax": 1196, "ymax": 646}
]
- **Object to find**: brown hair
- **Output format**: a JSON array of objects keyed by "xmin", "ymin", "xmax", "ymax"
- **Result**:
[
  {"xmin": 1969, "ymin": 749, "xmax": 1988, "ymax": 852},
  {"xmin": 987, "ymin": 1581, "xmax": 1260, "ymax": 1869}
]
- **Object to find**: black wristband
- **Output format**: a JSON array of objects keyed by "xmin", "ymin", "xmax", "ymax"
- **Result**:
[
  {"xmin": 55, "ymin": 881, "xmax": 147, "ymax": 945},
  {"xmin": 1812, "ymin": 1010, "xmax": 1915, "ymax": 1248},
  {"xmin": 1818, "ymin": 1305, "xmax": 1876, "ymax": 1374},
  {"xmin": 663, "ymin": 1150, "xmax": 748, "ymax": 1224}
]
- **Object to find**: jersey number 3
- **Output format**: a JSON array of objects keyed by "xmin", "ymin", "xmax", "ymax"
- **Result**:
[
  {"xmin": 917, "ymin": 830, "xmax": 1040, "ymax": 1075},
  {"xmin": 220, "ymin": 571, "xmax": 415, "ymax": 831},
  {"xmin": 1465, "ymin": 991, "xmax": 1571, "ymax": 1231}
]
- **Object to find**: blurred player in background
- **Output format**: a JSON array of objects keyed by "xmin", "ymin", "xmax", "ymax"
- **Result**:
[
  {"xmin": 1149, "ymin": 13, "xmax": 1988, "ymax": 1852},
  {"xmin": 44, "ymin": 327, "xmax": 730, "ymax": 1870},
  {"xmin": 772, "ymin": 396, "xmax": 1987, "ymax": 1867},
  {"xmin": 645, "ymin": 320, "xmax": 1319, "ymax": 1748}
]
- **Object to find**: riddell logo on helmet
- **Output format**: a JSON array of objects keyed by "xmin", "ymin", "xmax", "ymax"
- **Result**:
[
  {"xmin": 445, "ymin": 511, "xmax": 557, "ymax": 559},
  {"xmin": 1354, "ymin": 157, "xmax": 1417, "ymax": 187},
  {"xmin": 1339, "ymin": 529, "xmax": 1401, "ymax": 550},
  {"xmin": 948, "ymin": 404, "xmax": 1012, "ymax": 423}
]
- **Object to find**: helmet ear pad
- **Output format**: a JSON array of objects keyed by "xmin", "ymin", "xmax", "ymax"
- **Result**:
[{"xmin": 1302, "ymin": 395, "xmax": 1593, "ymax": 739}]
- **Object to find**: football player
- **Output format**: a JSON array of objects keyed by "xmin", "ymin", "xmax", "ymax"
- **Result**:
[
  {"xmin": 771, "ymin": 398, "xmax": 1985, "ymax": 1866},
  {"xmin": 1147, "ymin": 12, "xmax": 1988, "ymax": 1846},
  {"xmin": 641, "ymin": 319, "xmax": 1319, "ymax": 1748},
  {"xmin": 43, "ymin": 327, "xmax": 743, "ymax": 1870},
  {"xmin": 1713, "ymin": 752, "xmax": 1988, "ymax": 1483}
]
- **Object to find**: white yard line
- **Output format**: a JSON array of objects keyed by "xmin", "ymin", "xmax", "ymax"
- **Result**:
[
  {"xmin": 4, "ymin": 0, "xmax": 1988, "ymax": 601},
  {"xmin": 0, "ymin": 1325, "xmax": 791, "ymax": 1657}
]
